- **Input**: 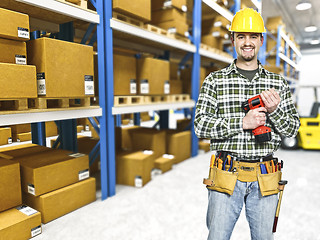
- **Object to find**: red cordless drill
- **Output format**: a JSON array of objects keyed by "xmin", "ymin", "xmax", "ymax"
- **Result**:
[{"xmin": 241, "ymin": 95, "xmax": 272, "ymax": 143}]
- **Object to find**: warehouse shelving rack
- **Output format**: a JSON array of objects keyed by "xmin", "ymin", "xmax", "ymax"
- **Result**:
[
  {"xmin": 3, "ymin": 0, "xmax": 290, "ymax": 201},
  {"xmin": 264, "ymin": 24, "xmax": 302, "ymax": 99}
]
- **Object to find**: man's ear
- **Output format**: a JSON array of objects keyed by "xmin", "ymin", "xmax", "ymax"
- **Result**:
[
  {"xmin": 231, "ymin": 35, "xmax": 235, "ymax": 47},
  {"xmin": 260, "ymin": 34, "xmax": 264, "ymax": 46}
]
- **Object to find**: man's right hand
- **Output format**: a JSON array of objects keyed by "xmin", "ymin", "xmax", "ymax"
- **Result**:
[{"xmin": 242, "ymin": 107, "xmax": 267, "ymax": 130}]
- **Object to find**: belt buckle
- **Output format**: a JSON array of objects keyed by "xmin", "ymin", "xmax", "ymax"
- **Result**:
[{"xmin": 240, "ymin": 166, "xmax": 255, "ymax": 171}]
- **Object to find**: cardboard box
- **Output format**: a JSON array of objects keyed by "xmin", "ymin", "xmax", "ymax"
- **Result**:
[
  {"xmin": 154, "ymin": 154, "xmax": 175, "ymax": 173},
  {"xmin": 0, "ymin": 206, "xmax": 41, "ymax": 240},
  {"xmin": 0, "ymin": 128, "xmax": 12, "ymax": 146},
  {"xmin": 0, "ymin": 8, "xmax": 30, "ymax": 41},
  {"xmin": 0, "ymin": 38, "xmax": 26, "ymax": 64},
  {"xmin": 131, "ymin": 128, "xmax": 166, "ymax": 158},
  {"xmin": 266, "ymin": 16, "xmax": 285, "ymax": 32},
  {"xmin": 23, "ymin": 178, "xmax": 96, "ymax": 223},
  {"xmin": 78, "ymin": 136, "xmax": 100, "ymax": 174},
  {"xmin": 152, "ymin": 0, "xmax": 187, "ymax": 11},
  {"xmin": 176, "ymin": 118, "xmax": 191, "ymax": 131},
  {"xmin": 199, "ymin": 140, "xmax": 210, "ymax": 152},
  {"xmin": 201, "ymin": 34, "xmax": 224, "ymax": 50},
  {"xmin": 113, "ymin": 0, "xmax": 151, "ymax": 22},
  {"xmin": 170, "ymin": 79, "xmax": 183, "ymax": 94},
  {"xmin": 45, "ymin": 121, "xmax": 58, "ymax": 137},
  {"xmin": 0, "ymin": 158, "xmax": 21, "ymax": 212},
  {"xmin": 151, "ymin": 8, "xmax": 186, "ymax": 24},
  {"xmin": 180, "ymin": 66, "xmax": 206, "ymax": 94},
  {"xmin": 12, "ymin": 132, "xmax": 31, "ymax": 142},
  {"xmin": 116, "ymin": 151, "xmax": 155, "ymax": 187},
  {"xmin": 156, "ymin": 20, "xmax": 189, "ymax": 36},
  {"xmin": 0, "ymin": 144, "xmax": 50, "ymax": 158},
  {"xmin": 12, "ymin": 150, "xmax": 89, "ymax": 196},
  {"xmin": 114, "ymin": 53, "xmax": 137, "ymax": 95},
  {"xmin": 170, "ymin": 62, "xmax": 180, "ymax": 80},
  {"xmin": 264, "ymin": 65, "xmax": 283, "ymax": 74},
  {"xmin": 166, "ymin": 130, "xmax": 191, "ymax": 163},
  {"xmin": 116, "ymin": 125, "xmax": 140, "ymax": 151},
  {"xmin": 27, "ymin": 37, "xmax": 94, "ymax": 98},
  {"xmin": 137, "ymin": 57, "xmax": 170, "ymax": 95},
  {"xmin": 10, "ymin": 124, "xmax": 31, "ymax": 134},
  {"xmin": 0, "ymin": 63, "xmax": 37, "ymax": 98}
]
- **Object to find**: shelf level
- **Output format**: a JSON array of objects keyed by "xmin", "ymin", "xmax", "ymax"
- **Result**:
[
  {"xmin": 0, "ymin": 107, "xmax": 102, "ymax": 126},
  {"xmin": 199, "ymin": 48, "xmax": 233, "ymax": 63},
  {"xmin": 279, "ymin": 30, "xmax": 302, "ymax": 58},
  {"xmin": 202, "ymin": 0, "xmax": 233, "ymax": 21},
  {"xmin": 15, "ymin": 0, "xmax": 99, "ymax": 23},
  {"xmin": 110, "ymin": 19, "xmax": 196, "ymax": 53},
  {"xmin": 112, "ymin": 101, "xmax": 195, "ymax": 115}
]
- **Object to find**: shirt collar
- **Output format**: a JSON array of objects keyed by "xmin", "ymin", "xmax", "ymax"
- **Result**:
[{"xmin": 225, "ymin": 59, "xmax": 269, "ymax": 76}]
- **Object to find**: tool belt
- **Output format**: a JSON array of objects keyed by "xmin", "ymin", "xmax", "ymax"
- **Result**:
[{"xmin": 203, "ymin": 151, "xmax": 282, "ymax": 196}]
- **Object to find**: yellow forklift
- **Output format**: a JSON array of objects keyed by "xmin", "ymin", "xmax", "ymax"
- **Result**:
[{"xmin": 281, "ymin": 86, "xmax": 320, "ymax": 150}]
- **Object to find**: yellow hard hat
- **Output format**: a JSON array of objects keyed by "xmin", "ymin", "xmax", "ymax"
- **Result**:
[{"xmin": 229, "ymin": 8, "xmax": 266, "ymax": 33}]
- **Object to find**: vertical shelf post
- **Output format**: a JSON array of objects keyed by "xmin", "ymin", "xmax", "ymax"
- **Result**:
[
  {"xmin": 96, "ymin": 0, "xmax": 116, "ymax": 199},
  {"xmin": 191, "ymin": 0, "xmax": 202, "ymax": 157}
]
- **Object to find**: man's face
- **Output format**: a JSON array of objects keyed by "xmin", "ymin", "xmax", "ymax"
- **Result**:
[{"xmin": 232, "ymin": 32, "xmax": 263, "ymax": 62}]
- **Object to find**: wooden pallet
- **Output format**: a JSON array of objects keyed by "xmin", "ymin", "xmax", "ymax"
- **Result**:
[
  {"xmin": 28, "ymin": 97, "xmax": 91, "ymax": 109},
  {"xmin": 0, "ymin": 99, "xmax": 28, "ymax": 111},
  {"xmin": 114, "ymin": 95, "xmax": 145, "ymax": 106},
  {"xmin": 114, "ymin": 94, "xmax": 190, "ymax": 106},
  {"xmin": 144, "ymin": 24, "xmax": 191, "ymax": 44},
  {"xmin": 57, "ymin": 0, "xmax": 88, "ymax": 9},
  {"xmin": 112, "ymin": 12, "xmax": 144, "ymax": 27}
]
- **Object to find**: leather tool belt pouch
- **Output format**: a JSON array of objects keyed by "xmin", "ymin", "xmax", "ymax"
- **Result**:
[
  {"xmin": 257, "ymin": 171, "xmax": 281, "ymax": 196},
  {"xmin": 203, "ymin": 166, "xmax": 238, "ymax": 195},
  {"xmin": 203, "ymin": 154, "xmax": 281, "ymax": 196}
]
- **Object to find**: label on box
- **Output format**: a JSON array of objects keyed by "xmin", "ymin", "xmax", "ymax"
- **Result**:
[
  {"xmin": 214, "ymin": 21, "xmax": 222, "ymax": 27},
  {"xmin": 143, "ymin": 150, "xmax": 153, "ymax": 155},
  {"xmin": 151, "ymin": 168, "xmax": 162, "ymax": 180},
  {"xmin": 168, "ymin": 28, "xmax": 177, "ymax": 34},
  {"xmin": 69, "ymin": 153, "xmax": 85, "ymax": 158},
  {"xmin": 181, "ymin": 5, "xmax": 187, "ymax": 12},
  {"xmin": 79, "ymin": 169, "xmax": 90, "ymax": 181},
  {"xmin": 31, "ymin": 226, "xmax": 42, "ymax": 237},
  {"xmin": 140, "ymin": 80, "xmax": 149, "ymax": 94},
  {"xmin": 8, "ymin": 137, "xmax": 12, "ymax": 144},
  {"xmin": 85, "ymin": 75, "xmax": 94, "ymax": 95},
  {"xmin": 164, "ymin": 0, "xmax": 172, "ymax": 7},
  {"xmin": 37, "ymin": 73, "xmax": 46, "ymax": 96},
  {"xmin": 17, "ymin": 27, "xmax": 29, "ymax": 39},
  {"xmin": 163, "ymin": 154, "xmax": 174, "ymax": 159},
  {"xmin": 164, "ymin": 81, "xmax": 170, "ymax": 94},
  {"xmin": 15, "ymin": 55, "xmax": 27, "ymax": 65},
  {"xmin": 28, "ymin": 184, "xmax": 36, "ymax": 195},
  {"xmin": 212, "ymin": 32, "xmax": 220, "ymax": 37},
  {"xmin": 17, "ymin": 205, "xmax": 38, "ymax": 216},
  {"xmin": 135, "ymin": 176, "xmax": 143, "ymax": 188},
  {"xmin": 130, "ymin": 79, "xmax": 137, "ymax": 94}
]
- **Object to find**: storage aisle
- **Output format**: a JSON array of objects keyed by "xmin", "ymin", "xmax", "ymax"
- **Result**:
[{"xmin": 33, "ymin": 149, "xmax": 320, "ymax": 240}]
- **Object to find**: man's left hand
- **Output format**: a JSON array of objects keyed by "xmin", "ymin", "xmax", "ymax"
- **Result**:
[{"xmin": 260, "ymin": 88, "xmax": 280, "ymax": 113}]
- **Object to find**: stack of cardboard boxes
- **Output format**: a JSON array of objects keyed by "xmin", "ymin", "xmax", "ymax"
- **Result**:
[
  {"xmin": 0, "ymin": 8, "xmax": 37, "ymax": 102},
  {"xmin": 201, "ymin": 15, "xmax": 231, "ymax": 51},
  {"xmin": 0, "ymin": 144, "xmax": 96, "ymax": 226},
  {"xmin": 265, "ymin": 16, "xmax": 286, "ymax": 75},
  {"xmin": 0, "ymin": 144, "xmax": 96, "ymax": 238},
  {"xmin": 0, "ymin": 145, "xmax": 41, "ymax": 238},
  {"xmin": 115, "ymin": 126, "xmax": 191, "ymax": 187},
  {"xmin": 151, "ymin": 0, "xmax": 189, "ymax": 37},
  {"xmin": 114, "ymin": 52, "xmax": 170, "ymax": 96},
  {"xmin": 0, "ymin": 6, "xmax": 95, "ymax": 108}
]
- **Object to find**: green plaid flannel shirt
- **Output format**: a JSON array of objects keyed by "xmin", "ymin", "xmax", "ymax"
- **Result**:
[{"xmin": 194, "ymin": 60, "xmax": 300, "ymax": 159}]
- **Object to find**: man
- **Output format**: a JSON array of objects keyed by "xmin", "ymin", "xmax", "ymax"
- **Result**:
[{"xmin": 194, "ymin": 8, "xmax": 300, "ymax": 240}]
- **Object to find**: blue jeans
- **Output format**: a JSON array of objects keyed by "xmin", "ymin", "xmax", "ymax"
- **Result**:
[{"xmin": 206, "ymin": 180, "xmax": 278, "ymax": 240}]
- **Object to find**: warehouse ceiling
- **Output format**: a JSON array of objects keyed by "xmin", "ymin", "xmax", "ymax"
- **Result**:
[{"xmin": 262, "ymin": 0, "xmax": 320, "ymax": 50}]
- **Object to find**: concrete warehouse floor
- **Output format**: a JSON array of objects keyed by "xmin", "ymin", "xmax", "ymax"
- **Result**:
[{"xmin": 33, "ymin": 148, "xmax": 320, "ymax": 240}]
